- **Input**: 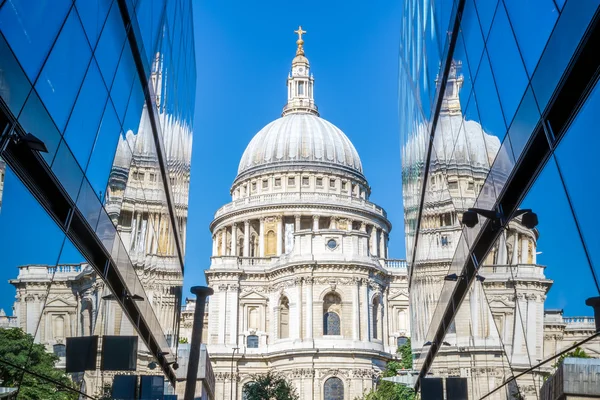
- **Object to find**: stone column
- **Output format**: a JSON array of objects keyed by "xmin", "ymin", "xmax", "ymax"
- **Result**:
[
  {"xmin": 212, "ymin": 235, "xmax": 217, "ymax": 256},
  {"xmin": 526, "ymin": 294, "xmax": 537, "ymax": 359},
  {"xmin": 229, "ymin": 284, "xmax": 239, "ymax": 345},
  {"xmin": 259, "ymin": 218, "xmax": 265, "ymax": 257},
  {"xmin": 296, "ymin": 279, "xmax": 303, "ymax": 340},
  {"xmin": 231, "ymin": 223, "xmax": 238, "ymax": 256},
  {"xmin": 369, "ymin": 226, "xmax": 376, "ymax": 256},
  {"xmin": 243, "ymin": 220, "xmax": 250, "ymax": 257},
  {"xmin": 276, "ymin": 217, "xmax": 283, "ymax": 256},
  {"xmin": 379, "ymin": 230, "xmax": 385, "ymax": 259},
  {"xmin": 512, "ymin": 233, "xmax": 519, "ymax": 265},
  {"xmin": 512, "ymin": 293, "xmax": 526, "ymax": 362},
  {"xmin": 305, "ymin": 277, "xmax": 313, "ymax": 340},
  {"xmin": 295, "ymin": 215, "xmax": 301, "ymax": 231},
  {"xmin": 218, "ymin": 284, "xmax": 228, "ymax": 344},
  {"xmin": 383, "ymin": 289, "xmax": 389, "ymax": 347},
  {"xmin": 361, "ymin": 281, "xmax": 369, "ymax": 341},
  {"xmin": 353, "ymin": 278, "xmax": 360, "ymax": 340},
  {"xmin": 347, "ymin": 219, "xmax": 353, "ymax": 231},
  {"xmin": 313, "ymin": 215, "xmax": 319, "ymax": 231},
  {"xmin": 221, "ymin": 228, "xmax": 227, "ymax": 256},
  {"xmin": 521, "ymin": 237, "xmax": 529, "ymax": 264},
  {"xmin": 497, "ymin": 231, "xmax": 508, "ymax": 264}
]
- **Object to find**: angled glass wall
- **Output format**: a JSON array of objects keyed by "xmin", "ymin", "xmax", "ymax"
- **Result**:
[
  {"xmin": 0, "ymin": 0, "xmax": 196, "ymax": 397},
  {"xmin": 400, "ymin": 0, "xmax": 600, "ymax": 398}
]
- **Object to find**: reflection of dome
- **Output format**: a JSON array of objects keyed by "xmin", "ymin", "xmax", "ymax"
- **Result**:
[
  {"xmin": 434, "ymin": 116, "xmax": 501, "ymax": 169},
  {"xmin": 238, "ymin": 114, "xmax": 362, "ymax": 175}
]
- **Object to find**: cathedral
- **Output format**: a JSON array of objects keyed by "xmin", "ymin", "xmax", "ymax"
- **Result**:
[{"xmin": 203, "ymin": 28, "xmax": 409, "ymax": 400}]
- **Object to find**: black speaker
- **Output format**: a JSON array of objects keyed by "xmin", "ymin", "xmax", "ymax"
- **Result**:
[
  {"xmin": 447, "ymin": 377, "xmax": 468, "ymax": 400},
  {"xmin": 112, "ymin": 375, "xmax": 138, "ymax": 400},
  {"xmin": 139, "ymin": 375, "xmax": 165, "ymax": 400},
  {"xmin": 65, "ymin": 336, "xmax": 98, "ymax": 373},
  {"xmin": 101, "ymin": 336, "xmax": 138, "ymax": 371},
  {"xmin": 421, "ymin": 377, "xmax": 444, "ymax": 400}
]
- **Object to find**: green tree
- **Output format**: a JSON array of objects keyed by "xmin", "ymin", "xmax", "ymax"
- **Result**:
[
  {"xmin": 553, "ymin": 346, "xmax": 591, "ymax": 368},
  {"xmin": 243, "ymin": 371, "xmax": 299, "ymax": 400},
  {"xmin": 356, "ymin": 338, "xmax": 415, "ymax": 400},
  {"xmin": 0, "ymin": 328, "xmax": 78, "ymax": 400}
]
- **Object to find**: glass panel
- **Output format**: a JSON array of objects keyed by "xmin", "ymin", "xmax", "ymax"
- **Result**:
[
  {"xmin": 94, "ymin": 2, "xmax": 127, "ymax": 89},
  {"xmin": 531, "ymin": 0, "xmax": 600, "ymax": 111},
  {"xmin": 554, "ymin": 80, "xmax": 600, "ymax": 288},
  {"xmin": 111, "ymin": 43, "xmax": 137, "ymax": 123},
  {"xmin": 486, "ymin": 3, "xmax": 529, "ymax": 127},
  {"xmin": 51, "ymin": 139, "xmax": 84, "ymax": 201},
  {"xmin": 507, "ymin": 85, "xmax": 541, "ymax": 162},
  {"xmin": 473, "ymin": 0, "xmax": 498, "ymax": 40},
  {"xmin": 0, "ymin": 0, "xmax": 71, "ymax": 81},
  {"xmin": 75, "ymin": 0, "xmax": 112, "ymax": 49},
  {"xmin": 323, "ymin": 377, "xmax": 344, "ymax": 400},
  {"xmin": 18, "ymin": 90, "xmax": 61, "ymax": 164},
  {"xmin": 63, "ymin": 59, "xmax": 108, "ymax": 167},
  {"xmin": 0, "ymin": 33, "xmax": 31, "ymax": 115},
  {"xmin": 461, "ymin": 0, "xmax": 485, "ymax": 77},
  {"xmin": 86, "ymin": 101, "xmax": 121, "ymax": 198},
  {"xmin": 503, "ymin": 0, "xmax": 558, "ymax": 76},
  {"xmin": 473, "ymin": 51, "xmax": 506, "ymax": 141},
  {"xmin": 35, "ymin": 9, "xmax": 92, "ymax": 132}
]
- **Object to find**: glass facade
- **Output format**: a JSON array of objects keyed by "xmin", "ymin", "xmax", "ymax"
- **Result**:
[
  {"xmin": 0, "ymin": 0, "xmax": 195, "ymax": 398},
  {"xmin": 400, "ymin": 0, "xmax": 600, "ymax": 398}
]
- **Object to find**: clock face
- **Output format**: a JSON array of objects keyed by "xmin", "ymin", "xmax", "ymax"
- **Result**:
[{"xmin": 298, "ymin": 67, "xmax": 304, "ymax": 73}]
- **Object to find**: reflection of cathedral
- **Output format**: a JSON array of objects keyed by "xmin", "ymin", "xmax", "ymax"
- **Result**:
[
  {"xmin": 3, "ymin": 51, "xmax": 193, "ymax": 397},
  {"xmin": 408, "ymin": 62, "xmax": 599, "ymax": 399},
  {"xmin": 204, "ymin": 30, "xmax": 409, "ymax": 400}
]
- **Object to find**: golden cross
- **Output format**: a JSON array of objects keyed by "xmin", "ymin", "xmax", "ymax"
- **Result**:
[{"xmin": 294, "ymin": 26, "xmax": 306, "ymax": 41}]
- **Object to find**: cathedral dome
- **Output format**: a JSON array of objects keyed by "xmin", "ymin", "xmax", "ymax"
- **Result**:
[{"xmin": 237, "ymin": 113, "xmax": 363, "ymax": 175}]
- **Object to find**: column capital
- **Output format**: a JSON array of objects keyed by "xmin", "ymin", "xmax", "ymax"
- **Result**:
[
  {"xmin": 232, "ymin": 222, "xmax": 238, "ymax": 228},
  {"xmin": 312, "ymin": 215, "xmax": 320, "ymax": 220},
  {"xmin": 244, "ymin": 220, "xmax": 250, "ymax": 226},
  {"xmin": 294, "ymin": 214, "xmax": 302, "ymax": 220},
  {"xmin": 304, "ymin": 277, "xmax": 314, "ymax": 285},
  {"xmin": 360, "ymin": 221, "xmax": 367, "ymax": 232}
]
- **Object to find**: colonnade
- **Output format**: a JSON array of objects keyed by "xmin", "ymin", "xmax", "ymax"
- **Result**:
[{"xmin": 211, "ymin": 214, "xmax": 389, "ymax": 258}]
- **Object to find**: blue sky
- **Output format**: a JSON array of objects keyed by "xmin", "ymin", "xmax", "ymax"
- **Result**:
[{"xmin": 183, "ymin": 0, "xmax": 406, "ymax": 291}]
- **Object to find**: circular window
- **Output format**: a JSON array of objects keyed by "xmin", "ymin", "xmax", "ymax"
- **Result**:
[{"xmin": 327, "ymin": 239, "xmax": 337, "ymax": 249}]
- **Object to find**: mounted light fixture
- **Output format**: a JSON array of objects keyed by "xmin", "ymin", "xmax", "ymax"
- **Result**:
[
  {"xmin": 462, "ymin": 207, "xmax": 538, "ymax": 230},
  {"xmin": 424, "ymin": 341, "xmax": 451, "ymax": 346},
  {"xmin": 14, "ymin": 132, "xmax": 48, "ymax": 153},
  {"xmin": 444, "ymin": 273, "xmax": 485, "ymax": 282}
]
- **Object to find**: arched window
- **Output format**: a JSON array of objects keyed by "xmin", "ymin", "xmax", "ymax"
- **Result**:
[
  {"xmin": 247, "ymin": 335, "xmax": 259, "ymax": 348},
  {"xmin": 324, "ymin": 377, "xmax": 344, "ymax": 400},
  {"xmin": 53, "ymin": 344, "xmax": 66, "ymax": 357},
  {"xmin": 237, "ymin": 237, "xmax": 244, "ymax": 256},
  {"xmin": 250, "ymin": 234, "xmax": 257, "ymax": 257},
  {"xmin": 265, "ymin": 230, "xmax": 276, "ymax": 256},
  {"xmin": 324, "ymin": 312, "xmax": 340, "ymax": 335},
  {"xmin": 53, "ymin": 315, "xmax": 65, "ymax": 339},
  {"xmin": 397, "ymin": 336, "xmax": 408, "ymax": 347},
  {"xmin": 248, "ymin": 307, "xmax": 259, "ymax": 330},
  {"xmin": 279, "ymin": 297, "xmax": 289, "ymax": 339},
  {"xmin": 372, "ymin": 296, "xmax": 382, "ymax": 340},
  {"xmin": 323, "ymin": 293, "xmax": 342, "ymax": 336}
]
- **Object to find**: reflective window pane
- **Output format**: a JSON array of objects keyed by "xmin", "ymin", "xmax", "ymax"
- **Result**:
[
  {"xmin": 111, "ymin": 44, "xmax": 137, "ymax": 123},
  {"xmin": 75, "ymin": 0, "xmax": 112, "ymax": 49},
  {"xmin": 486, "ymin": 3, "xmax": 528, "ymax": 127},
  {"xmin": 95, "ymin": 2, "xmax": 127, "ymax": 89},
  {"xmin": 0, "ymin": 0, "xmax": 71, "ymax": 81},
  {"xmin": 473, "ymin": 51, "xmax": 506, "ymax": 141},
  {"xmin": 503, "ymin": 0, "xmax": 558, "ymax": 76},
  {"xmin": 63, "ymin": 59, "xmax": 108, "ymax": 168},
  {"xmin": 35, "ymin": 10, "xmax": 92, "ymax": 132},
  {"xmin": 17, "ymin": 91, "xmax": 61, "ymax": 164},
  {"xmin": 51, "ymin": 139, "xmax": 84, "ymax": 201},
  {"xmin": 507, "ymin": 85, "xmax": 540, "ymax": 162},
  {"xmin": 0, "ymin": 33, "xmax": 31, "ymax": 115},
  {"xmin": 86, "ymin": 101, "xmax": 121, "ymax": 197},
  {"xmin": 555, "ymin": 80, "xmax": 600, "ymax": 286},
  {"xmin": 473, "ymin": 0, "xmax": 498, "ymax": 40}
]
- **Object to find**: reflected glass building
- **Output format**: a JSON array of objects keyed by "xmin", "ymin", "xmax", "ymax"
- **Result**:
[
  {"xmin": 0, "ymin": 0, "xmax": 196, "ymax": 397},
  {"xmin": 400, "ymin": 0, "xmax": 600, "ymax": 398}
]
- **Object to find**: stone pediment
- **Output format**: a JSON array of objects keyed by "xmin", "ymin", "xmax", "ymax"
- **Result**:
[
  {"xmin": 388, "ymin": 290, "xmax": 409, "ymax": 300},
  {"xmin": 45, "ymin": 297, "xmax": 77, "ymax": 308},
  {"xmin": 240, "ymin": 291, "xmax": 268, "ymax": 301}
]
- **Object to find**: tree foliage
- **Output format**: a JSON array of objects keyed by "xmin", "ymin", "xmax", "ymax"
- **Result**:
[
  {"xmin": 243, "ymin": 370, "xmax": 299, "ymax": 400},
  {"xmin": 356, "ymin": 338, "xmax": 415, "ymax": 400},
  {"xmin": 553, "ymin": 345, "xmax": 591, "ymax": 368},
  {"xmin": 0, "ymin": 328, "xmax": 78, "ymax": 400}
]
